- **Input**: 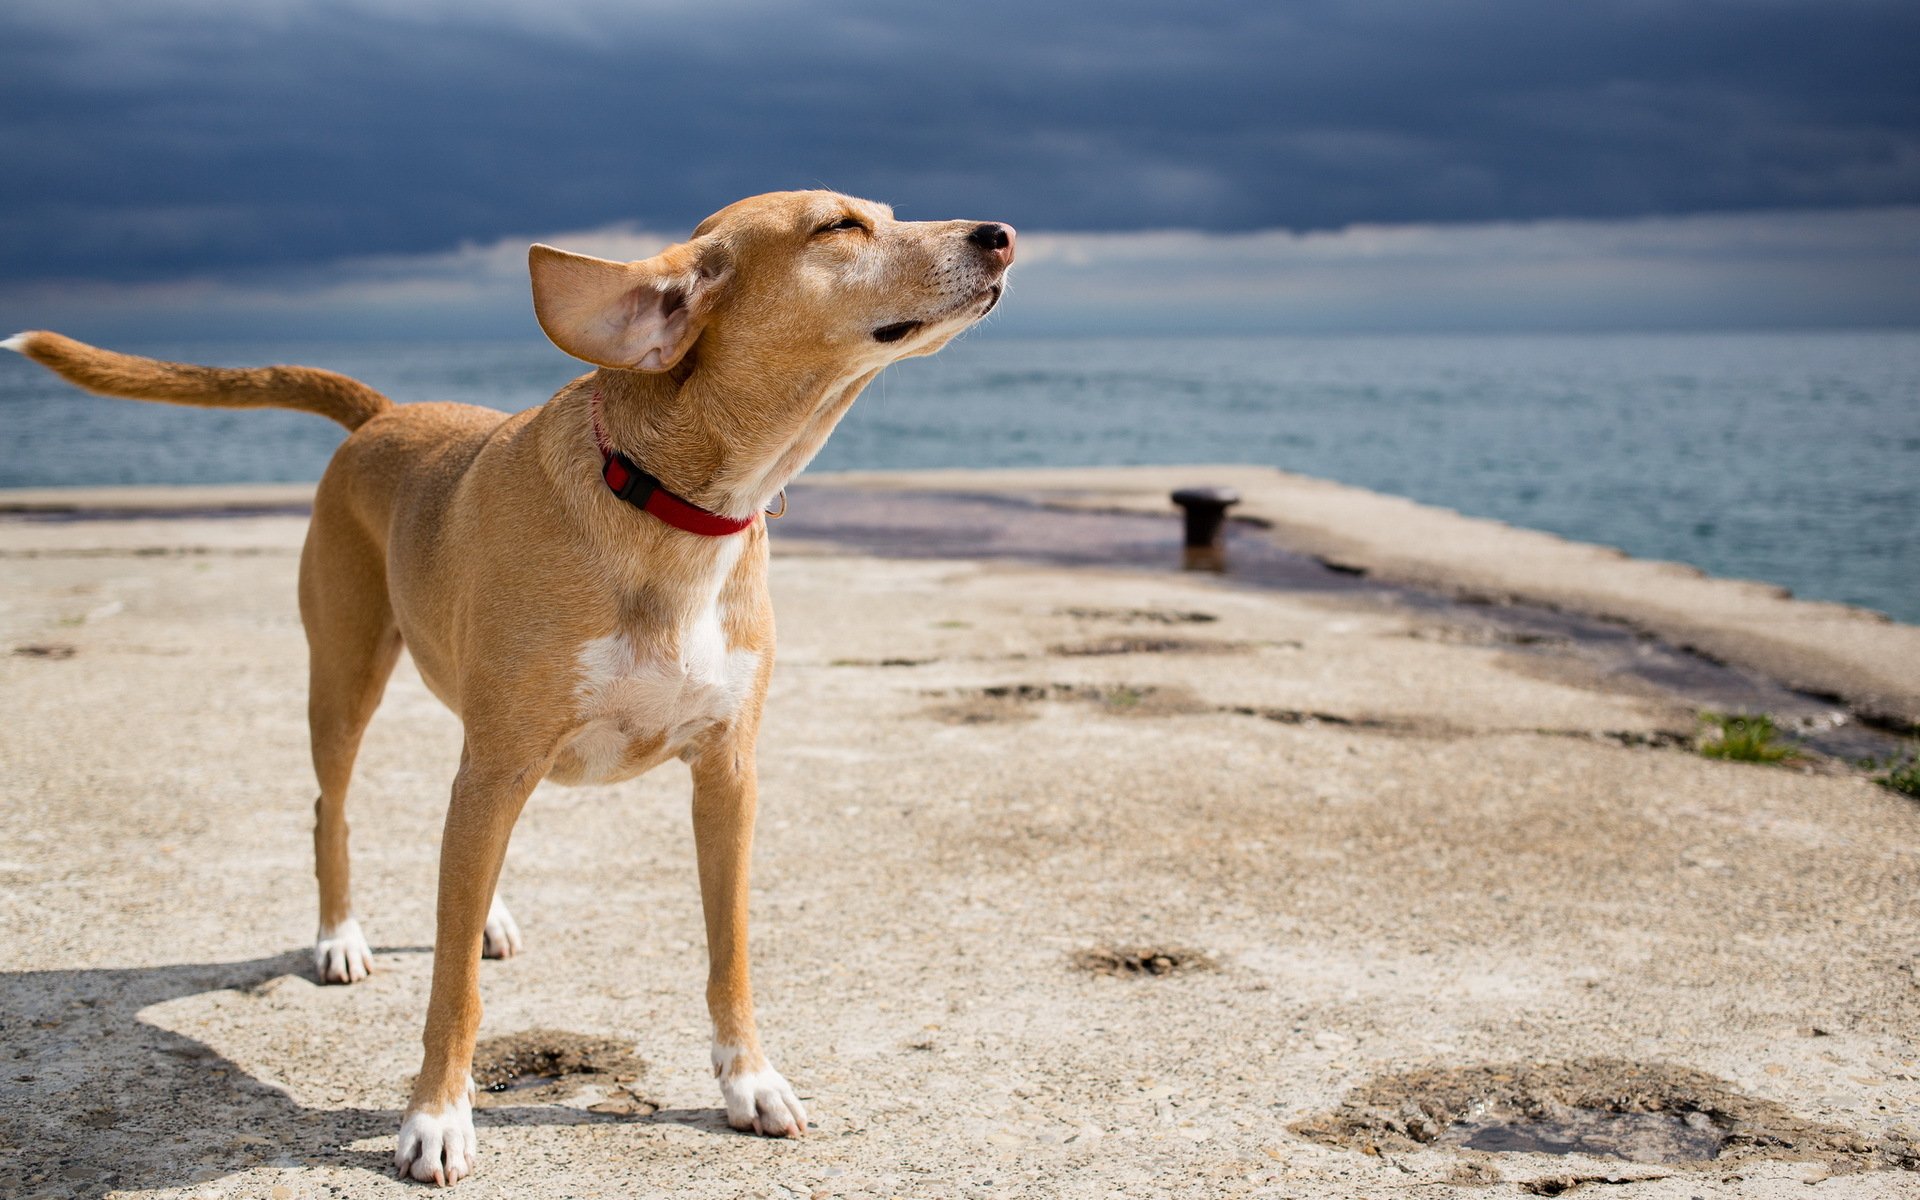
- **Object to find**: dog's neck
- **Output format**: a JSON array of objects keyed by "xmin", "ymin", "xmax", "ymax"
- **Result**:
[{"xmin": 590, "ymin": 354, "xmax": 882, "ymax": 522}]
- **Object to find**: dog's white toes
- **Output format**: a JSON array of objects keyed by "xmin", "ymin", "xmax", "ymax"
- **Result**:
[
  {"xmin": 719, "ymin": 1063, "xmax": 808, "ymax": 1137},
  {"xmin": 394, "ymin": 1096, "xmax": 477, "ymax": 1186},
  {"xmin": 481, "ymin": 896, "xmax": 522, "ymax": 960},
  {"xmin": 313, "ymin": 918, "xmax": 374, "ymax": 985}
]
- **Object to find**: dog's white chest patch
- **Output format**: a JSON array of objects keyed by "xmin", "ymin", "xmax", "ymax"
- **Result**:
[
  {"xmin": 560, "ymin": 547, "xmax": 759, "ymax": 784},
  {"xmin": 565, "ymin": 620, "xmax": 759, "ymax": 783}
]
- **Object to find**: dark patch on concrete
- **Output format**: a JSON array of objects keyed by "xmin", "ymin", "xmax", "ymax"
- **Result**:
[
  {"xmin": 927, "ymin": 682, "xmax": 1211, "ymax": 724},
  {"xmin": 1220, "ymin": 705, "xmax": 1420, "ymax": 734},
  {"xmin": 1292, "ymin": 1059, "xmax": 1917, "ymax": 1173},
  {"xmin": 467, "ymin": 1031, "xmax": 649, "ymax": 1111},
  {"xmin": 1603, "ymin": 729, "xmax": 1693, "ymax": 750},
  {"xmin": 929, "ymin": 695, "xmax": 1042, "ymax": 725},
  {"xmin": 1074, "ymin": 946, "xmax": 1216, "ymax": 978},
  {"xmin": 1056, "ymin": 606, "xmax": 1219, "ymax": 625},
  {"xmin": 1537, "ymin": 728, "xmax": 1695, "ymax": 751},
  {"xmin": 1049, "ymin": 635, "xmax": 1244, "ymax": 657},
  {"xmin": 1225, "ymin": 704, "xmax": 1700, "ymax": 750},
  {"xmin": 12, "ymin": 643, "xmax": 76, "ymax": 659},
  {"xmin": 829, "ymin": 656, "xmax": 937, "ymax": 667},
  {"xmin": 1409, "ymin": 624, "xmax": 1572, "ymax": 648},
  {"xmin": 1520, "ymin": 1174, "xmax": 1665, "ymax": 1196},
  {"xmin": 1450, "ymin": 1107, "xmax": 1724, "ymax": 1162},
  {"xmin": 1224, "ymin": 704, "xmax": 1360, "ymax": 728}
]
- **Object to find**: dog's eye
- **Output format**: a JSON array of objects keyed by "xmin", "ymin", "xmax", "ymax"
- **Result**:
[{"xmin": 814, "ymin": 217, "xmax": 867, "ymax": 235}]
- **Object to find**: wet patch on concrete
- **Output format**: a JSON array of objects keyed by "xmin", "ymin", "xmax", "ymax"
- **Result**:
[
  {"xmin": 1448, "ymin": 1107, "xmax": 1724, "ymax": 1162},
  {"xmin": 926, "ymin": 682, "xmax": 1211, "ymax": 724},
  {"xmin": 1408, "ymin": 623, "xmax": 1573, "ymax": 649},
  {"xmin": 1074, "ymin": 946, "xmax": 1216, "ymax": 978},
  {"xmin": 927, "ymin": 695, "xmax": 1040, "ymax": 725},
  {"xmin": 466, "ymin": 1031, "xmax": 650, "ymax": 1112},
  {"xmin": 1049, "ymin": 635, "xmax": 1246, "ymax": 657},
  {"xmin": 829, "ymin": 655, "xmax": 938, "ymax": 667},
  {"xmin": 1056, "ymin": 606, "xmax": 1219, "ymax": 625},
  {"xmin": 930, "ymin": 688, "xmax": 1696, "ymax": 747},
  {"xmin": 1226, "ymin": 703, "xmax": 1703, "ymax": 751},
  {"xmin": 12, "ymin": 643, "xmax": 76, "ymax": 659},
  {"xmin": 1292, "ymin": 1059, "xmax": 1916, "ymax": 1173},
  {"xmin": 1539, "ymin": 727, "xmax": 1695, "ymax": 751},
  {"xmin": 1473, "ymin": 610, "xmax": 1899, "ymax": 761},
  {"xmin": 1518, "ymin": 1173, "xmax": 1667, "ymax": 1196},
  {"xmin": 1221, "ymin": 704, "xmax": 1399, "ymax": 731}
]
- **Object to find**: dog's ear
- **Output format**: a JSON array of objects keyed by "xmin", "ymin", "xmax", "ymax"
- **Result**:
[{"xmin": 528, "ymin": 239, "xmax": 731, "ymax": 371}]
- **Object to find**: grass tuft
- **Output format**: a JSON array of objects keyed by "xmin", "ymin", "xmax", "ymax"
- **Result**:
[
  {"xmin": 1865, "ymin": 741, "xmax": 1920, "ymax": 798},
  {"xmin": 1697, "ymin": 712, "xmax": 1798, "ymax": 764}
]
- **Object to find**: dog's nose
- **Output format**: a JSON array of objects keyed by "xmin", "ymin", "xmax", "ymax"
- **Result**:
[{"xmin": 967, "ymin": 222, "xmax": 1016, "ymax": 265}]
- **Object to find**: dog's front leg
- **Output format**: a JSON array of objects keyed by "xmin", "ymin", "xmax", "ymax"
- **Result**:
[
  {"xmin": 395, "ymin": 744, "xmax": 544, "ymax": 1185},
  {"xmin": 690, "ymin": 736, "xmax": 808, "ymax": 1137}
]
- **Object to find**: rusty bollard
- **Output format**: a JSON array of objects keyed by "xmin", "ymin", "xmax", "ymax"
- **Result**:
[{"xmin": 1171, "ymin": 485, "xmax": 1240, "ymax": 571}]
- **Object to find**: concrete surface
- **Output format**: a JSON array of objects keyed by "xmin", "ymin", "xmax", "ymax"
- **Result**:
[
  {"xmin": 1, "ymin": 470, "xmax": 1917, "ymax": 1199},
  {"xmin": 820, "ymin": 465, "xmax": 1920, "ymax": 728}
]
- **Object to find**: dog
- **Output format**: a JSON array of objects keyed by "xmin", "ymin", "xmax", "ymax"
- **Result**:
[{"xmin": 5, "ymin": 190, "xmax": 1015, "ymax": 1185}]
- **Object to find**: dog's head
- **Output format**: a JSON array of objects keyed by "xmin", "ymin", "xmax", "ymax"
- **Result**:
[{"xmin": 527, "ymin": 190, "xmax": 1014, "ymax": 376}]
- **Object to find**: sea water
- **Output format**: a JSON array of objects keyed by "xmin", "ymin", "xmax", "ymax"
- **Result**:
[{"xmin": 2, "ymin": 331, "xmax": 1914, "ymax": 623}]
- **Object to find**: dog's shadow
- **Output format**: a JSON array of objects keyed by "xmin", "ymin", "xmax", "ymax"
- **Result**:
[{"xmin": 0, "ymin": 950, "xmax": 692, "ymax": 1197}]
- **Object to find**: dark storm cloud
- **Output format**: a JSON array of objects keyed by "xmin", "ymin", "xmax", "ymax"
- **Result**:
[{"xmin": 1, "ymin": 0, "xmax": 1916, "ymax": 284}]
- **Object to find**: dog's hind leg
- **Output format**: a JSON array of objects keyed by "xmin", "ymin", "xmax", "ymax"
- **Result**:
[
  {"xmin": 482, "ymin": 890, "xmax": 522, "ymax": 959},
  {"xmin": 300, "ymin": 500, "xmax": 401, "ymax": 985}
]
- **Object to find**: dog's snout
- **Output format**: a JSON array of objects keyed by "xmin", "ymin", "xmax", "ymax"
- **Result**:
[{"xmin": 967, "ymin": 223, "xmax": 1016, "ymax": 265}]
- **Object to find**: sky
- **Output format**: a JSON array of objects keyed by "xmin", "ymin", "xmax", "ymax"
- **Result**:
[{"xmin": 2, "ymin": 0, "xmax": 1918, "ymax": 337}]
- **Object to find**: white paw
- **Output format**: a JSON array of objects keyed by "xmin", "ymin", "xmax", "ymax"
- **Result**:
[
  {"xmin": 313, "ymin": 918, "xmax": 373, "ymax": 984},
  {"xmin": 482, "ymin": 895, "xmax": 522, "ymax": 960},
  {"xmin": 713, "ymin": 1043, "xmax": 807, "ymax": 1137},
  {"xmin": 394, "ymin": 1092, "xmax": 477, "ymax": 1186}
]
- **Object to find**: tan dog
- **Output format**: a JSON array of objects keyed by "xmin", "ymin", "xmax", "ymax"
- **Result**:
[{"xmin": 5, "ymin": 190, "xmax": 1014, "ymax": 1185}]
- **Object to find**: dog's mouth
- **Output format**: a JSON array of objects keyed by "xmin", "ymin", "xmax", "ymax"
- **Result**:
[{"xmin": 872, "ymin": 285, "xmax": 1003, "ymax": 343}]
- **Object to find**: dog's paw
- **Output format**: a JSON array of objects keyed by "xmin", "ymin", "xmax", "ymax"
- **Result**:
[
  {"xmin": 714, "ymin": 1044, "xmax": 807, "ymax": 1137},
  {"xmin": 395, "ymin": 1093, "xmax": 477, "ymax": 1186},
  {"xmin": 313, "ymin": 918, "xmax": 373, "ymax": 984},
  {"xmin": 482, "ymin": 895, "xmax": 522, "ymax": 960}
]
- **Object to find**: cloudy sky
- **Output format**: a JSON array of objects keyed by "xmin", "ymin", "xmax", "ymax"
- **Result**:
[{"xmin": 3, "ymin": 0, "xmax": 1917, "ymax": 337}]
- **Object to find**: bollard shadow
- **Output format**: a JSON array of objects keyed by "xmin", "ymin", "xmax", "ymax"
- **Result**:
[{"xmin": 0, "ymin": 950, "xmax": 658, "ymax": 1198}]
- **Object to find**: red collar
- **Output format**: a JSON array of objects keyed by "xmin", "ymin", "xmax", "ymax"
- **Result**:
[{"xmin": 589, "ymin": 391, "xmax": 765, "ymax": 537}]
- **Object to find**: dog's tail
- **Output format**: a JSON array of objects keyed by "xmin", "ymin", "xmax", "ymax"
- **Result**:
[{"xmin": 3, "ymin": 330, "xmax": 394, "ymax": 432}]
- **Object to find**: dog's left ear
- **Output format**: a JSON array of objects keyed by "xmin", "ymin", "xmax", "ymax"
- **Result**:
[{"xmin": 528, "ymin": 239, "xmax": 732, "ymax": 371}]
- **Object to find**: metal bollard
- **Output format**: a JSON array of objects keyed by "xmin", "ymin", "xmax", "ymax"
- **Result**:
[{"xmin": 1170, "ymin": 486, "xmax": 1240, "ymax": 572}]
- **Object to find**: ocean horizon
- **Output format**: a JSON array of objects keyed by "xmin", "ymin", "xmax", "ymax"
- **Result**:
[{"xmin": 3, "ymin": 329, "xmax": 1915, "ymax": 624}]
